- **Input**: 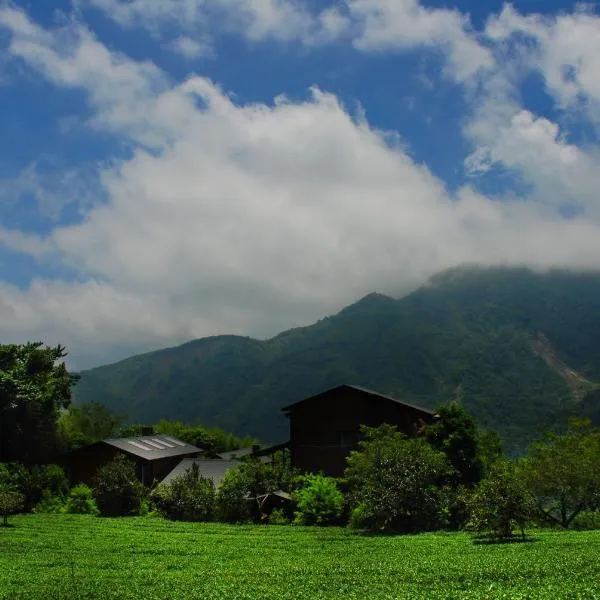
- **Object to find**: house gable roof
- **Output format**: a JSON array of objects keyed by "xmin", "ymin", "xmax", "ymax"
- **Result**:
[{"xmin": 281, "ymin": 384, "xmax": 436, "ymax": 417}]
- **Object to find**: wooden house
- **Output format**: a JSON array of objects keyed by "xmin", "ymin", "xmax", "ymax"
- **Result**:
[
  {"xmin": 282, "ymin": 384, "xmax": 436, "ymax": 477},
  {"xmin": 65, "ymin": 435, "xmax": 202, "ymax": 486}
]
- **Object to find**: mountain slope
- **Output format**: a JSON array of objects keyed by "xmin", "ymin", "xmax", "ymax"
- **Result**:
[{"xmin": 74, "ymin": 267, "xmax": 600, "ymax": 453}]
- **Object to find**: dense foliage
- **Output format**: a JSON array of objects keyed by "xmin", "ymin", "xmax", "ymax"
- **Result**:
[
  {"xmin": 75, "ymin": 267, "xmax": 600, "ymax": 453},
  {"xmin": 0, "ymin": 489, "xmax": 24, "ymax": 526},
  {"xmin": 345, "ymin": 425, "xmax": 451, "ymax": 532},
  {"xmin": 0, "ymin": 343, "xmax": 77, "ymax": 463},
  {"xmin": 65, "ymin": 484, "xmax": 99, "ymax": 515},
  {"xmin": 1, "ymin": 515, "xmax": 600, "ymax": 599},
  {"xmin": 58, "ymin": 402, "xmax": 123, "ymax": 449},
  {"xmin": 293, "ymin": 474, "xmax": 343, "ymax": 525},
  {"xmin": 521, "ymin": 426, "xmax": 600, "ymax": 528},
  {"xmin": 93, "ymin": 456, "xmax": 145, "ymax": 517},
  {"xmin": 467, "ymin": 458, "xmax": 535, "ymax": 540},
  {"xmin": 151, "ymin": 463, "xmax": 215, "ymax": 522}
]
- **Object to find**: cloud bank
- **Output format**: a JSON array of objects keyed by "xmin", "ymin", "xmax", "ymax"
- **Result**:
[{"xmin": 2, "ymin": 1, "xmax": 600, "ymax": 368}]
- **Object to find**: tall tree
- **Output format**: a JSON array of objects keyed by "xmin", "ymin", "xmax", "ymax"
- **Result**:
[
  {"xmin": 0, "ymin": 343, "xmax": 77, "ymax": 463},
  {"xmin": 425, "ymin": 403, "xmax": 489, "ymax": 486}
]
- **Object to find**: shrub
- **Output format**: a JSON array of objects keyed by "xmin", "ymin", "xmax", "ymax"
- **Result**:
[
  {"xmin": 65, "ymin": 484, "xmax": 99, "ymax": 515},
  {"xmin": 34, "ymin": 491, "xmax": 65, "ymax": 514},
  {"xmin": 93, "ymin": 456, "xmax": 145, "ymax": 517},
  {"xmin": 216, "ymin": 468, "xmax": 252, "ymax": 523},
  {"xmin": 345, "ymin": 425, "xmax": 451, "ymax": 533},
  {"xmin": 294, "ymin": 474, "xmax": 343, "ymax": 526},
  {"xmin": 267, "ymin": 508, "xmax": 289, "ymax": 525},
  {"xmin": 151, "ymin": 463, "xmax": 215, "ymax": 522},
  {"xmin": 0, "ymin": 488, "xmax": 24, "ymax": 526},
  {"xmin": 467, "ymin": 458, "xmax": 535, "ymax": 540}
]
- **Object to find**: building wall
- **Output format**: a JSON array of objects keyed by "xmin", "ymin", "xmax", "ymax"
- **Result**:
[{"xmin": 288, "ymin": 387, "xmax": 432, "ymax": 476}]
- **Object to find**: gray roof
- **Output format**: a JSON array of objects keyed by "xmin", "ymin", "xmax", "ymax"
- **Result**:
[
  {"xmin": 103, "ymin": 435, "xmax": 201, "ymax": 461},
  {"xmin": 282, "ymin": 384, "xmax": 436, "ymax": 416},
  {"xmin": 161, "ymin": 458, "xmax": 240, "ymax": 488}
]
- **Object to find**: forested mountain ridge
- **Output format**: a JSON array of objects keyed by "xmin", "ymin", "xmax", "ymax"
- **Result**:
[{"xmin": 74, "ymin": 267, "xmax": 600, "ymax": 453}]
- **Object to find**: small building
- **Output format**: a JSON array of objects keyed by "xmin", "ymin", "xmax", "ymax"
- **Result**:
[
  {"xmin": 66, "ymin": 435, "xmax": 202, "ymax": 486},
  {"xmin": 283, "ymin": 384, "xmax": 436, "ymax": 477}
]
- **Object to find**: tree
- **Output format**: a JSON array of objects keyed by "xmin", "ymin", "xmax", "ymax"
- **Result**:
[
  {"xmin": 93, "ymin": 456, "xmax": 145, "ymax": 517},
  {"xmin": 345, "ymin": 425, "xmax": 451, "ymax": 533},
  {"xmin": 294, "ymin": 474, "xmax": 343, "ymax": 526},
  {"xmin": 151, "ymin": 463, "xmax": 215, "ymax": 522},
  {"xmin": 425, "ymin": 403, "xmax": 488, "ymax": 486},
  {"xmin": 0, "ymin": 488, "xmax": 24, "ymax": 526},
  {"xmin": 0, "ymin": 343, "xmax": 77, "ymax": 463},
  {"xmin": 468, "ymin": 458, "xmax": 535, "ymax": 540},
  {"xmin": 522, "ymin": 428, "xmax": 600, "ymax": 529},
  {"xmin": 58, "ymin": 402, "xmax": 123, "ymax": 449}
]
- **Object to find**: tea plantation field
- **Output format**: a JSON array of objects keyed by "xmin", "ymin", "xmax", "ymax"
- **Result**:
[{"xmin": 1, "ymin": 515, "xmax": 599, "ymax": 600}]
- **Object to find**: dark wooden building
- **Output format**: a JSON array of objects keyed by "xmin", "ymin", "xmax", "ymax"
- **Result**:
[
  {"xmin": 283, "ymin": 384, "xmax": 436, "ymax": 477},
  {"xmin": 66, "ymin": 435, "xmax": 202, "ymax": 486}
]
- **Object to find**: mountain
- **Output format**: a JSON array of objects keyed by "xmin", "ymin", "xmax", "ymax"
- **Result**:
[{"xmin": 74, "ymin": 267, "xmax": 600, "ymax": 453}]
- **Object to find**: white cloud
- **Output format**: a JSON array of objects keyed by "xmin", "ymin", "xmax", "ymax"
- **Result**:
[
  {"xmin": 346, "ymin": 0, "xmax": 492, "ymax": 81},
  {"xmin": 2, "ymin": 5, "xmax": 600, "ymax": 369},
  {"xmin": 167, "ymin": 36, "xmax": 212, "ymax": 60}
]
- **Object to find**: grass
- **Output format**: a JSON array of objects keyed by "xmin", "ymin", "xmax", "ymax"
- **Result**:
[{"xmin": 1, "ymin": 515, "xmax": 599, "ymax": 599}]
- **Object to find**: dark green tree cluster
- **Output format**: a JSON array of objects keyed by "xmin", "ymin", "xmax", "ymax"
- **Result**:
[{"xmin": 0, "ymin": 343, "xmax": 77, "ymax": 463}]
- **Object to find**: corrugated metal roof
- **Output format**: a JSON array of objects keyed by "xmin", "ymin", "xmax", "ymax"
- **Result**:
[
  {"xmin": 103, "ymin": 436, "xmax": 201, "ymax": 461},
  {"xmin": 281, "ymin": 383, "xmax": 436, "ymax": 416},
  {"xmin": 161, "ymin": 458, "xmax": 240, "ymax": 488}
]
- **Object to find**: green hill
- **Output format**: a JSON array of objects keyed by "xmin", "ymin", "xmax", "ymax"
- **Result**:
[{"xmin": 74, "ymin": 266, "xmax": 600, "ymax": 453}]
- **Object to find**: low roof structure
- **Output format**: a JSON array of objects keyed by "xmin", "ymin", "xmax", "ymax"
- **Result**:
[
  {"xmin": 101, "ymin": 435, "xmax": 201, "ymax": 461},
  {"xmin": 161, "ymin": 458, "xmax": 240, "ymax": 488}
]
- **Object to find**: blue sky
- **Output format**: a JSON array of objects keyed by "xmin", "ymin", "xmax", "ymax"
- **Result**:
[{"xmin": 1, "ymin": 0, "xmax": 600, "ymax": 369}]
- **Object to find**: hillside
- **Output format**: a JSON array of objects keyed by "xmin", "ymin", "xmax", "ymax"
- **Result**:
[{"xmin": 74, "ymin": 267, "xmax": 600, "ymax": 453}]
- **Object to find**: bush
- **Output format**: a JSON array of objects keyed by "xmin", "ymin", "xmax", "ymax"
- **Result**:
[
  {"xmin": 216, "ymin": 468, "xmax": 252, "ymax": 523},
  {"xmin": 65, "ymin": 484, "xmax": 99, "ymax": 515},
  {"xmin": 0, "ymin": 488, "xmax": 24, "ymax": 526},
  {"xmin": 294, "ymin": 474, "xmax": 343, "ymax": 526},
  {"xmin": 267, "ymin": 508, "xmax": 289, "ymax": 525},
  {"xmin": 345, "ymin": 425, "xmax": 451, "ymax": 533},
  {"xmin": 93, "ymin": 456, "xmax": 145, "ymax": 517},
  {"xmin": 34, "ymin": 491, "xmax": 65, "ymax": 514},
  {"xmin": 151, "ymin": 463, "xmax": 215, "ymax": 522},
  {"xmin": 467, "ymin": 458, "xmax": 535, "ymax": 540}
]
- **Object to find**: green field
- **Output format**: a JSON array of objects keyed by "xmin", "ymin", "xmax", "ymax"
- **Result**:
[{"xmin": 1, "ymin": 515, "xmax": 599, "ymax": 600}]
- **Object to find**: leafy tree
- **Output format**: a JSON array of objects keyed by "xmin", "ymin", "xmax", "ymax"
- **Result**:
[
  {"xmin": 0, "ymin": 343, "xmax": 77, "ymax": 463},
  {"xmin": 0, "ymin": 488, "xmax": 24, "ymax": 526},
  {"xmin": 0, "ymin": 463, "xmax": 68, "ymax": 512},
  {"xmin": 93, "ymin": 456, "xmax": 145, "ymax": 517},
  {"xmin": 58, "ymin": 402, "xmax": 123, "ymax": 449},
  {"xmin": 294, "ymin": 474, "xmax": 343, "ymax": 526},
  {"xmin": 425, "ymin": 402, "xmax": 488, "ymax": 486},
  {"xmin": 65, "ymin": 484, "xmax": 99, "ymax": 515},
  {"xmin": 345, "ymin": 425, "xmax": 451, "ymax": 533},
  {"xmin": 151, "ymin": 463, "xmax": 215, "ymax": 522},
  {"xmin": 467, "ymin": 458, "xmax": 535, "ymax": 540},
  {"xmin": 522, "ymin": 428, "xmax": 600, "ymax": 529}
]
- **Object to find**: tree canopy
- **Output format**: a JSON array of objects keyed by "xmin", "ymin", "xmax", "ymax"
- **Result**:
[{"xmin": 0, "ymin": 343, "xmax": 77, "ymax": 463}]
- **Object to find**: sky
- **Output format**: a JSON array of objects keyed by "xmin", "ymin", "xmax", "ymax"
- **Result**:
[{"xmin": 2, "ymin": 0, "xmax": 600, "ymax": 370}]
